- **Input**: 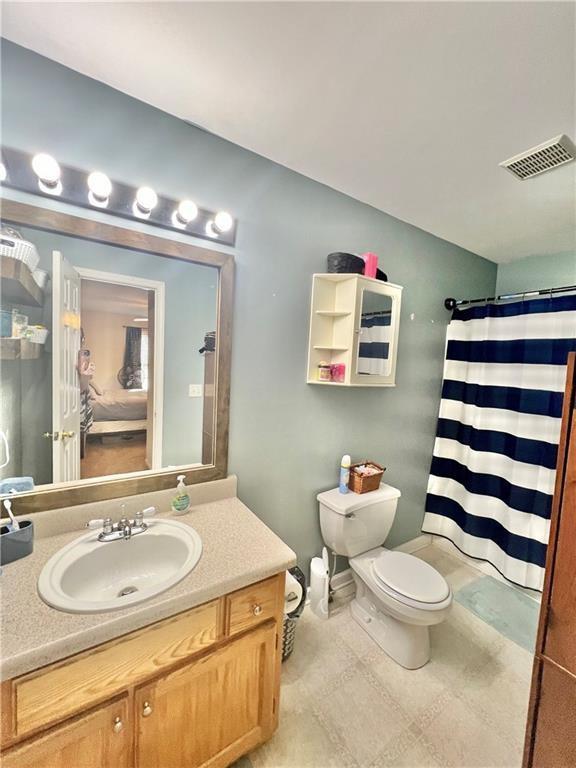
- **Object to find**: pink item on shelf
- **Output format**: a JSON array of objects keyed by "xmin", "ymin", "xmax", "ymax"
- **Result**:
[
  {"xmin": 330, "ymin": 364, "xmax": 345, "ymax": 383},
  {"xmin": 362, "ymin": 252, "xmax": 379, "ymax": 279}
]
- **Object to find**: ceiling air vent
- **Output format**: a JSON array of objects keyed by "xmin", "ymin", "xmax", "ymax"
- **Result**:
[{"xmin": 500, "ymin": 134, "xmax": 576, "ymax": 180}]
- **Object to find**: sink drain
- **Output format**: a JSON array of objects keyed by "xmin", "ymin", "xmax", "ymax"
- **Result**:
[{"xmin": 117, "ymin": 585, "xmax": 138, "ymax": 598}]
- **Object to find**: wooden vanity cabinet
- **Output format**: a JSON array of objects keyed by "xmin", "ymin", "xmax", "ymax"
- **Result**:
[
  {"xmin": 135, "ymin": 622, "xmax": 277, "ymax": 768},
  {"xmin": 1, "ymin": 697, "xmax": 131, "ymax": 768},
  {"xmin": 1, "ymin": 573, "xmax": 285, "ymax": 768}
]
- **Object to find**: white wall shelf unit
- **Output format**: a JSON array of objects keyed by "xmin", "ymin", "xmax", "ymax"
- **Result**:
[{"xmin": 307, "ymin": 273, "xmax": 403, "ymax": 387}]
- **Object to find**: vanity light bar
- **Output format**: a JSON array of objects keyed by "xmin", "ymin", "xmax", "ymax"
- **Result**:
[{"xmin": 0, "ymin": 147, "xmax": 237, "ymax": 246}]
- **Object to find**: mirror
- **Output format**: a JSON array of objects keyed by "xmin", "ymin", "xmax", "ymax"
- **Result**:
[
  {"xmin": 0, "ymin": 201, "xmax": 233, "ymax": 510},
  {"xmin": 356, "ymin": 290, "xmax": 394, "ymax": 377}
]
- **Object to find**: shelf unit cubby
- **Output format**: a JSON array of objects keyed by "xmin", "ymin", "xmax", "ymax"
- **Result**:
[
  {"xmin": 0, "ymin": 255, "xmax": 43, "ymax": 308},
  {"xmin": 0, "ymin": 255, "xmax": 45, "ymax": 360},
  {"xmin": 0, "ymin": 337, "xmax": 42, "ymax": 360},
  {"xmin": 307, "ymin": 273, "xmax": 402, "ymax": 387}
]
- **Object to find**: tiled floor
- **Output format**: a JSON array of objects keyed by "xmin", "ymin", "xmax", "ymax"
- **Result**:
[{"xmin": 249, "ymin": 546, "xmax": 534, "ymax": 768}]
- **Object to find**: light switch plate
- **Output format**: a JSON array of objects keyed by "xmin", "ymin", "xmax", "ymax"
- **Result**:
[{"xmin": 188, "ymin": 384, "xmax": 204, "ymax": 398}]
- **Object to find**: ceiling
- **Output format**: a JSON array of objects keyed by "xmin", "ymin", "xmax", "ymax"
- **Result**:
[
  {"xmin": 81, "ymin": 279, "xmax": 149, "ymax": 317},
  {"xmin": 2, "ymin": 2, "xmax": 575, "ymax": 263}
]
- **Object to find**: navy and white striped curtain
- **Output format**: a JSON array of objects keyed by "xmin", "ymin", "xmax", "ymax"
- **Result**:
[
  {"xmin": 358, "ymin": 311, "xmax": 391, "ymax": 375},
  {"xmin": 422, "ymin": 294, "xmax": 576, "ymax": 591}
]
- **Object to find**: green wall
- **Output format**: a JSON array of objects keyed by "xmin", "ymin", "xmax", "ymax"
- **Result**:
[
  {"xmin": 1, "ymin": 41, "xmax": 497, "ymax": 569},
  {"xmin": 496, "ymin": 252, "xmax": 575, "ymax": 295}
]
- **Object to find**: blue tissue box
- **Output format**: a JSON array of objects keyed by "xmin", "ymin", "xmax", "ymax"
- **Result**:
[{"xmin": 0, "ymin": 519, "xmax": 34, "ymax": 565}]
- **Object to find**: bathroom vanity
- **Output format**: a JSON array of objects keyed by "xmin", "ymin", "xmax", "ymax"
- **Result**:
[
  {"xmin": 1, "ymin": 577, "xmax": 283, "ymax": 768},
  {"xmin": 0, "ymin": 188, "xmax": 295, "ymax": 768},
  {"xmin": 0, "ymin": 479, "xmax": 296, "ymax": 768}
]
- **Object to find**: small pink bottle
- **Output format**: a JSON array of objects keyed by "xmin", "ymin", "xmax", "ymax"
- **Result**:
[{"xmin": 362, "ymin": 252, "xmax": 378, "ymax": 279}]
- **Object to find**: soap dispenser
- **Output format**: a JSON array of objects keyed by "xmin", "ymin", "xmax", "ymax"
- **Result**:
[{"xmin": 171, "ymin": 475, "xmax": 191, "ymax": 515}]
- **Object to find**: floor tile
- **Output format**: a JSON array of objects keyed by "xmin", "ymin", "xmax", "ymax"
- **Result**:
[
  {"xmin": 313, "ymin": 662, "xmax": 410, "ymax": 766},
  {"xmin": 373, "ymin": 731, "xmax": 452, "ymax": 768},
  {"xmin": 282, "ymin": 610, "xmax": 358, "ymax": 698},
  {"xmin": 419, "ymin": 694, "xmax": 523, "ymax": 767},
  {"xmin": 250, "ymin": 709, "xmax": 355, "ymax": 768},
  {"xmin": 370, "ymin": 646, "xmax": 449, "ymax": 721},
  {"xmin": 495, "ymin": 636, "xmax": 535, "ymax": 685},
  {"xmin": 455, "ymin": 650, "xmax": 530, "ymax": 752},
  {"xmin": 415, "ymin": 547, "xmax": 463, "ymax": 578}
]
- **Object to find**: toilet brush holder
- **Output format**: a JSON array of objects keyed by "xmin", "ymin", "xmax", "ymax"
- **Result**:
[{"xmin": 0, "ymin": 520, "xmax": 34, "ymax": 565}]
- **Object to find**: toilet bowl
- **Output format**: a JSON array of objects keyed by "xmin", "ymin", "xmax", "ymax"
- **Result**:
[
  {"xmin": 317, "ymin": 484, "xmax": 452, "ymax": 669},
  {"xmin": 350, "ymin": 547, "xmax": 452, "ymax": 668}
]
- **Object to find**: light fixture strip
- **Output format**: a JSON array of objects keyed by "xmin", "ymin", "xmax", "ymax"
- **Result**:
[{"xmin": 0, "ymin": 146, "xmax": 236, "ymax": 246}]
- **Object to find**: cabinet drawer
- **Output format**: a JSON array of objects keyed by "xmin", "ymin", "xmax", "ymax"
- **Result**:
[
  {"xmin": 12, "ymin": 599, "xmax": 220, "ymax": 739},
  {"xmin": 225, "ymin": 576, "xmax": 282, "ymax": 637}
]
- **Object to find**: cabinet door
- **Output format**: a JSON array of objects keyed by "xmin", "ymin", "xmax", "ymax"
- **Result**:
[
  {"xmin": 1, "ymin": 698, "xmax": 129, "ymax": 768},
  {"xmin": 135, "ymin": 622, "xmax": 277, "ymax": 768},
  {"xmin": 543, "ymin": 411, "xmax": 576, "ymax": 673},
  {"xmin": 531, "ymin": 660, "xmax": 576, "ymax": 767},
  {"xmin": 350, "ymin": 281, "xmax": 402, "ymax": 386}
]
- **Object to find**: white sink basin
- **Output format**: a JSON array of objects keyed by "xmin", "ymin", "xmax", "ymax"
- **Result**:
[{"xmin": 38, "ymin": 519, "xmax": 202, "ymax": 613}]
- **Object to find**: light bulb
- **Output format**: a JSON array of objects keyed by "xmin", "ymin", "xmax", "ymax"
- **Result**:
[
  {"xmin": 31, "ymin": 153, "xmax": 61, "ymax": 194},
  {"xmin": 214, "ymin": 211, "xmax": 233, "ymax": 233},
  {"xmin": 205, "ymin": 220, "xmax": 219, "ymax": 239},
  {"xmin": 87, "ymin": 171, "xmax": 112, "ymax": 207},
  {"xmin": 172, "ymin": 199, "xmax": 198, "ymax": 228},
  {"xmin": 134, "ymin": 186, "xmax": 158, "ymax": 217}
]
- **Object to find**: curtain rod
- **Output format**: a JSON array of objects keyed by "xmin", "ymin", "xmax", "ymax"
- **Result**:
[{"xmin": 444, "ymin": 283, "xmax": 576, "ymax": 311}]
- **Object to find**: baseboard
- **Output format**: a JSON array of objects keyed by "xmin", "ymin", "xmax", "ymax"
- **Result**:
[{"xmin": 330, "ymin": 568, "xmax": 355, "ymax": 597}]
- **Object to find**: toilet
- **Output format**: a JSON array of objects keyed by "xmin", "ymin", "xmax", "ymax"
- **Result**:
[{"xmin": 318, "ymin": 484, "xmax": 452, "ymax": 669}]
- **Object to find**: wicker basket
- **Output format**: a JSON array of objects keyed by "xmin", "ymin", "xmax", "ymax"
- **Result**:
[
  {"xmin": 282, "ymin": 616, "xmax": 298, "ymax": 661},
  {"xmin": 348, "ymin": 461, "xmax": 386, "ymax": 494},
  {"xmin": 0, "ymin": 230, "xmax": 40, "ymax": 271}
]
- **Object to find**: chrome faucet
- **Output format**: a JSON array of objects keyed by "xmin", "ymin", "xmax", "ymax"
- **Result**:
[
  {"xmin": 118, "ymin": 517, "xmax": 132, "ymax": 540},
  {"xmin": 86, "ymin": 506, "xmax": 157, "ymax": 542}
]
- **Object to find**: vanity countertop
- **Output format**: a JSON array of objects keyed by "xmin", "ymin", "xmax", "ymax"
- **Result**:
[{"xmin": 0, "ymin": 495, "xmax": 296, "ymax": 680}]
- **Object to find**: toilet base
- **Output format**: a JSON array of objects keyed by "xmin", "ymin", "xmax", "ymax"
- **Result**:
[{"xmin": 351, "ymin": 591, "xmax": 430, "ymax": 670}]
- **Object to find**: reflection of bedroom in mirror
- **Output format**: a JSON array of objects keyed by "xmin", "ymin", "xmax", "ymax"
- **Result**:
[
  {"xmin": 0, "ymin": 223, "xmax": 219, "ymax": 492},
  {"xmin": 79, "ymin": 277, "xmax": 157, "ymax": 480}
]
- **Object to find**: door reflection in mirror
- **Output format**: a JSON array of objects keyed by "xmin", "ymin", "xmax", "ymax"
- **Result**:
[{"xmin": 79, "ymin": 277, "xmax": 153, "ymax": 481}]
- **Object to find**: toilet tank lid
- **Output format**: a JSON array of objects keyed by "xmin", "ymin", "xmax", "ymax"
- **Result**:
[{"xmin": 317, "ymin": 484, "xmax": 401, "ymax": 515}]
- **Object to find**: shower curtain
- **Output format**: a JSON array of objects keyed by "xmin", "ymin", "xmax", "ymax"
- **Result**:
[{"xmin": 422, "ymin": 293, "xmax": 576, "ymax": 591}]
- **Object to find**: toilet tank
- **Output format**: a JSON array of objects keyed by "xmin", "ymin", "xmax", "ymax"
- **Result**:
[{"xmin": 317, "ymin": 484, "xmax": 401, "ymax": 557}]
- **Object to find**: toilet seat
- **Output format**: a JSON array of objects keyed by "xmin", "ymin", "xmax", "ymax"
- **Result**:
[{"xmin": 371, "ymin": 551, "xmax": 450, "ymax": 607}]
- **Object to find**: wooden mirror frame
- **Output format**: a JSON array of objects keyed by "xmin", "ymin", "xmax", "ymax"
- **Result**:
[{"xmin": 0, "ymin": 199, "xmax": 234, "ymax": 513}]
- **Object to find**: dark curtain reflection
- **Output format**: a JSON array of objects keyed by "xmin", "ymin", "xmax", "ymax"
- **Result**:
[{"xmin": 117, "ymin": 326, "xmax": 142, "ymax": 389}]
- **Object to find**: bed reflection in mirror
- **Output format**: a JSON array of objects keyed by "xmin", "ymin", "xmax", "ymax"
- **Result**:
[{"xmin": 0, "ymin": 225, "xmax": 218, "ymax": 491}]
